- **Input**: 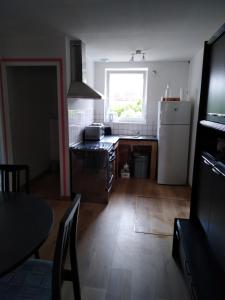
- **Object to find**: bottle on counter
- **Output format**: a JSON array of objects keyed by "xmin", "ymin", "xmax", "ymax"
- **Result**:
[{"xmin": 164, "ymin": 84, "xmax": 171, "ymax": 99}]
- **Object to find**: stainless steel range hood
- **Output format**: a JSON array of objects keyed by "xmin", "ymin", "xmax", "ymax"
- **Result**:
[{"xmin": 67, "ymin": 40, "xmax": 102, "ymax": 99}]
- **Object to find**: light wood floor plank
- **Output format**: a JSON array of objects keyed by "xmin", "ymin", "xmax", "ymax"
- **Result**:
[{"xmin": 135, "ymin": 196, "xmax": 190, "ymax": 235}]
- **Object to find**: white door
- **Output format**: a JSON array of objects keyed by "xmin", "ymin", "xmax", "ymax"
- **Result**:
[
  {"xmin": 159, "ymin": 101, "xmax": 191, "ymax": 125},
  {"xmin": 157, "ymin": 124, "xmax": 190, "ymax": 184}
]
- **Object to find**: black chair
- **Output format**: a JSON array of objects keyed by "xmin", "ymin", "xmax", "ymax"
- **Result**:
[
  {"xmin": 0, "ymin": 164, "xmax": 42, "ymax": 259},
  {"xmin": 0, "ymin": 164, "xmax": 30, "ymax": 193},
  {"xmin": 0, "ymin": 194, "xmax": 82, "ymax": 300}
]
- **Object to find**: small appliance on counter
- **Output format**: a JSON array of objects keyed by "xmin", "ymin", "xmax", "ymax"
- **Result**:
[
  {"xmin": 104, "ymin": 126, "xmax": 112, "ymax": 136},
  {"xmin": 84, "ymin": 123, "xmax": 104, "ymax": 141}
]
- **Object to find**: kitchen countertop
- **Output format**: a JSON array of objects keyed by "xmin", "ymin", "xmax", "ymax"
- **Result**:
[
  {"xmin": 101, "ymin": 136, "xmax": 120, "ymax": 144},
  {"xmin": 102, "ymin": 135, "xmax": 158, "ymax": 144},
  {"xmin": 70, "ymin": 135, "xmax": 158, "ymax": 149}
]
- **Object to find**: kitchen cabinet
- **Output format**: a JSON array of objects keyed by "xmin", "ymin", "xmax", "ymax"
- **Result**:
[
  {"xmin": 78, "ymin": 135, "xmax": 158, "ymax": 187},
  {"xmin": 113, "ymin": 141, "xmax": 119, "ymax": 181},
  {"xmin": 100, "ymin": 136, "xmax": 119, "ymax": 182},
  {"xmin": 173, "ymin": 218, "xmax": 224, "ymax": 300},
  {"xmin": 118, "ymin": 138, "xmax": 157, "ymax": 180},
  {"xmin": 70, "ymin": 142, "xmax": 114, "ymax": 203},
  {"xmin": 195, "ymin": 153, "xmax": 215, "ymax": 233},
  {"xmin": 207, "ymin": 161, "xmax": 225, "ymax": 272}
]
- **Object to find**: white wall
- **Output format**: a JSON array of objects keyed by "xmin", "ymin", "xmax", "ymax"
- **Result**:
[
  {"xmin": 68, "ymin": 99, "xmax": 94, "ymax": 144},
  {"xmin": 188, "ymin": 48, "xmax": 204, "ymax": 185},
  {"xmin": 0, "ymin": 36, "xmax": 66, "ymax": 59},
  {"xmin": 94, "ymin": 61, "xmax": 189, "ymax": 136}
]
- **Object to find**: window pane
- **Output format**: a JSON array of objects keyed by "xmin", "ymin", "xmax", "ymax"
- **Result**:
[
  {"xmin": 109, "ymin": 73, "xmax": 144, "ymax": 102},
  {"xmin": 107, "ymin": 72, "xmax": 146, "ymax": 120}
]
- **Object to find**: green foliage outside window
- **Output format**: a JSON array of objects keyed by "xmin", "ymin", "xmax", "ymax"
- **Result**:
[{"xmin": 109, "ymin": 98, "xmax": 143, "ymax": 118}]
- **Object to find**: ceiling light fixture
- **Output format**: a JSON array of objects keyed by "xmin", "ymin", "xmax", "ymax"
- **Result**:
[{"xmin": 130, "ymin": 49, "xmax": 146, "ymax": 62}]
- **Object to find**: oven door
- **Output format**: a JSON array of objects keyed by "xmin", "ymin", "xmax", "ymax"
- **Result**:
[
  {"xmin": 70, "ymin": 149, "xmax": 109, "ymax": 202},
  {"xmin": 107, "ymin": 150, "xmax": 116, "ymax": 191}
]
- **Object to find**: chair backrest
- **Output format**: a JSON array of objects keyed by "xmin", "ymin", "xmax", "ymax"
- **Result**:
[
  {"xmin": 0, "ymin": 164, "xmax": 30, "ymax": 193},
  {"xmin": 52, "ymin": 193, "xmax": 81, "ymax": 300}
]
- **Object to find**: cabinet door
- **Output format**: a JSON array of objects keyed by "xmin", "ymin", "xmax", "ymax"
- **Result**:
[
  {"xmin": 208, "ymin": 164, "xmax": 225, "ymax": 274},
  {"xmin": 196, "ymin": 155, "xmax": 214, "ymax": 234}
]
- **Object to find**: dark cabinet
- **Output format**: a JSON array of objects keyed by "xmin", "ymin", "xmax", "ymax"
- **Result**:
[
  {"xmin": 207, "ymin": 162, "xmax": 225, "ymax": 273},
  {"xmin": 172, "ymin": 24, "xmax": 225, "ymax": 300},
  {"xmin": 173, "ymin": 154, "xmax": 225, "ymax": 300},
  {"xmin": 70, "ymin": 149, "xmax": 111, "ymax": 203},
  {"xmin": 173, "ymin": 217, "xmax": 225, "ymax": 300},
  {"xmin": 195, "ymin": 153, "xmax": 215, "ymax": 234}
]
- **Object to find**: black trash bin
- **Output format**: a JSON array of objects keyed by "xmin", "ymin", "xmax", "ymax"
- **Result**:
[{"xmin": 133, "ymin": 153, "xmax": 149, "ymax": 178}]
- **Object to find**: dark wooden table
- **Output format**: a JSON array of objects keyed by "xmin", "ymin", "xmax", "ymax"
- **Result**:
[{"xmin": 0, "ymin": 192, "xmax": 53, "ymax": 277}]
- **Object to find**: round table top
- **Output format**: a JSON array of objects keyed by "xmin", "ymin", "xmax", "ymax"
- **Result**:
[{"xmin": 0, "ymin": 192, "xmax": 53, "ymax": 277}]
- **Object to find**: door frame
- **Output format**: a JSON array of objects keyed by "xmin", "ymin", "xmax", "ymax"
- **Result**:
[{"xmin": 0, "ymin": 58, "xmax": 69, "ymax": 196}]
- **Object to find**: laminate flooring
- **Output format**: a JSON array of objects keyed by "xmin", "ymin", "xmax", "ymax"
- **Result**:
[
  {"xmin": 35, "ymin": 177, "xmax": 191, "ymax": 300},
  {"xmin": 135, "ymin": 196, "xmax": 190, "ymax": 235}
]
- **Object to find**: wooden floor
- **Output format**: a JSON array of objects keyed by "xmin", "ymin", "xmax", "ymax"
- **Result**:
[
  {"xmin": 33, "ymin": 177, "xmax": 191, "ymax": 300},
  {"xmin": 30, "ymin": 172, "xmax": 61, "ymax": 200},
  {"xmin": 135, "ymin": 195, "xmax": 190, "ymax": 235}
]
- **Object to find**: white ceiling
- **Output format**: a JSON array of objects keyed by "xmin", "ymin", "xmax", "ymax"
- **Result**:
[{"xmin": 0, "ymin": 0, "xmax": 225, "ymax": 62}]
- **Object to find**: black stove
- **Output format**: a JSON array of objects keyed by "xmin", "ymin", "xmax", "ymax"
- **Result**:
[
  {"xmin": 70, "ymin": 142, "xmax": 113, "ymax": 152},
  {"xmin": 70, "ymin": 140, "xmax": 116, "ymax": 203}
]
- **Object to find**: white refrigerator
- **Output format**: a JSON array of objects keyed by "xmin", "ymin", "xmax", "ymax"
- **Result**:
[{"xmin": 157, "ymin": 101, "xmax": 191, "ymax": 185}]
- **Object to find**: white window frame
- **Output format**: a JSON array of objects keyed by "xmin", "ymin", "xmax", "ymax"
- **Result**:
[{"xmin": 104, "ymin": 68, "xmax": 148, "ymax": 123}]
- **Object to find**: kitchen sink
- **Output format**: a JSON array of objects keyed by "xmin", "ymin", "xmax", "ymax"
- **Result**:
[
  {"xmin": 119, "ymin": 135, "xmax": 144, "ymax": 139},
  {"xmin": 132, "ymin": 135, "xmax": 142, "ymax": 139},
  {"xmin": 119, "ymin": 135, "xmax": 155, "ymax": 140}
]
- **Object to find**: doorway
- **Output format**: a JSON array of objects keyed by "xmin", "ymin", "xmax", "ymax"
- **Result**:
[{"xmin": 6, "ymin": 65, "xmax": 60, "ymax": 198}]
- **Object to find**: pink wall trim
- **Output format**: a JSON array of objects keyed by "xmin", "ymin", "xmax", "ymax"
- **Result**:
[{"xmin": 0, "ymin": 58, "xmax": 67, "ymax": 195}]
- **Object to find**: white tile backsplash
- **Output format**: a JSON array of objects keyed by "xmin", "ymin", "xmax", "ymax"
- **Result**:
[
  {"xmin": 102, "ymin": 121, "xmax": 157, "ymax": 136},
  {"xmin": 68, "ymin": 102, "xmax": 157, "ymax": 138},
  {"xmin": 68, "ymin": 99, "xmax": 94, "ymax": 144}
]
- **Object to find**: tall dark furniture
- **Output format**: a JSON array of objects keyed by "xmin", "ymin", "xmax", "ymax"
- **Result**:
[{"xmin": 172, "ymin": 24, "xmax": 225, "ymax": 300}]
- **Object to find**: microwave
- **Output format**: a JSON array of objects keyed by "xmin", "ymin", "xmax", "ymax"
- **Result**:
[{"xmin": 84, "ymin": 124, "xmax": 104, "ymax": 141}]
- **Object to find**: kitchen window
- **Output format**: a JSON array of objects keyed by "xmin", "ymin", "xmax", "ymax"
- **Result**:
[{"xmin": 105, "ymin": 68, "xmax": 148, "ymax": 123}]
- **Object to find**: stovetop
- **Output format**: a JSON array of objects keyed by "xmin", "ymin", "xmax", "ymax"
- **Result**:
[{"xmin": 70, "ymin": 141, "xmax": 113, "ymax": 151}]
